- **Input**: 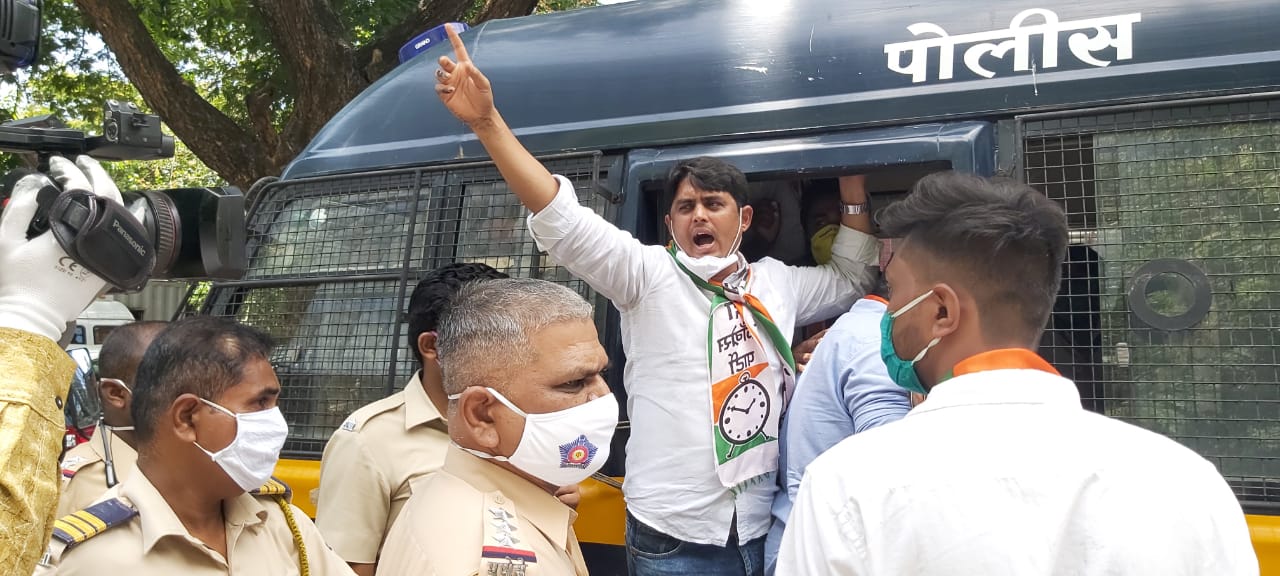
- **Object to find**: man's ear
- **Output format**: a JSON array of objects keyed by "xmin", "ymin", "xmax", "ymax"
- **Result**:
[
  {"xmin": 930, "ymin": 283, "xmax": 963, "ymax": 340},
  {"xmin": 740, "ymin": 204, "xmax": 754, "ymax": 232},
  {"xmin": 456, "ymin": 387, "xmax": 501, "ymax": 450},
  {"xmin": 418, "ymin": 331, "xmax": 439, "ymax": 363},
  {"xmin": 170, "ymin": 394, "xmax": 204, "ymax": 443},
  {"xmin": 99, "ymin": 378, "xmax": 130, "ymax": 411}
]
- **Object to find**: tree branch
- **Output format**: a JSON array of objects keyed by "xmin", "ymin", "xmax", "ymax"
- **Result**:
[
  {"xmin": 251, "ymin": 0, "xmax": 371, "ymax": 176},
  {"xmin": 355, "ymin": 0, "xmax": 476, "ymax": 83},
  {"xmin": 73, "ymin": 0, "xmax": 275, "ymax": 189},
  {"xmin": 475, "ymin": 0, "xmax": 540, "ymax": 24},
  {"xmin": 245, "ymin": 82, "xmax": 281, "ymax": 165},
  {"xmin": 250, "ymin": 0, "xmax": 366, "ymax": 110}
]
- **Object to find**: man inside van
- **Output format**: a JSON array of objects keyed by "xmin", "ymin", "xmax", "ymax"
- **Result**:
[
  {"xmin": 433, "ymin": 26, "xmax": 878, "ymax": 575},
  {"xmin": 58, "ymin": 321, "xmax": 167, "ymax": 517},
  {"xmin": 777, "ymin": 172, "xmax": 1258, "ymax": 575}
]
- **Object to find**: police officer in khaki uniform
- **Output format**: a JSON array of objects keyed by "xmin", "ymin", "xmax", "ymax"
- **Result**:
[
  {"xmin": 377, "ymin": 279, "xmax": 618, "ymax": 576},
  {"xmin": 316, "ymin": 263, "xmax": 507, "ymax": 576},
  {"xmin": 57, "ymin": 321, "xmax": 166, "ymax": 518},
  {"xmin": 36, "ymin": 317, "xmax": 354, "ymax": 576}
]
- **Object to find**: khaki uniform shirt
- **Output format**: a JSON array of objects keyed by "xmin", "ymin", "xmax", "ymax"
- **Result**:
[
  {"xmin": 315, "ymin": 373, "xmax": 450, "ymax": 564},
  {"xmin": 376, "ymin": 445, "xmax": 589, "ymax": 576},
  {"xmin": 35, "ymin": 464, "xmax": 355, "ymax": 575},
  {"xmin": 57, "ymin": 426, "xmax": 138, "ymax": 518},
  {"xmin": 0, "ymin": 328, "xmax": 75, "ymax": 576}
]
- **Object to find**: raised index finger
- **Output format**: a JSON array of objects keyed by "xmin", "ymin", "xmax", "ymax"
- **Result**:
[{"xmin": 446, "ymin": 23, "xmax": 470, "ymax": 63}]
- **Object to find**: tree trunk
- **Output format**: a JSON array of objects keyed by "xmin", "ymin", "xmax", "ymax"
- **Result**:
[
  {"xmin": 475, "ymin": 0, "xmax": 542, "ymax": 24},
  {"xmin": 74, "ymin": 0, "xmax": 277, "ymax": 191},
  {"xmin": 356, "ymin": 0, "xmax": 478, "ymax": 82},
  {"xmin": 251, "ymin": 0, "xmax": 370, "ymax": 168},
  {"xmin": 77, "ymin": 0, "xmax": 544, "ymax": 194}
]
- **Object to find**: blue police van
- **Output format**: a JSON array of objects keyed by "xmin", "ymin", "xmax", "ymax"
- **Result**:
[{"xmin": 190, "ymin": 0, "xmax": 1280, "ymax": 571}]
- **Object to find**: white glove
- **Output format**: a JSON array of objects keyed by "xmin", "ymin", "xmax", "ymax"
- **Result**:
[{"xmin": 0, "ymin": 156, "xmax": 120, "ymax": 342}]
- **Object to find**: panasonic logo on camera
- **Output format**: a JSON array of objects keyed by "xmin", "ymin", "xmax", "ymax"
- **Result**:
[{"xmin": 113, "ymin": 219, "xmax": 147, "ymax": 257}]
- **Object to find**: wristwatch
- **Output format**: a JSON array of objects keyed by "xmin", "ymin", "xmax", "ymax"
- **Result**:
[{"xmin": 841, "ymin": 201, "xmax": 869, "ymax": 215}]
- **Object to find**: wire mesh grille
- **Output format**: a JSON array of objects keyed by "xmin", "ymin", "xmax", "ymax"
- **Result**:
[
  {"xmin": 202, "ymin": 155, "xmax": 612, "ymax": 454},
  {"xmin": 244, "ymin": 172, "xmax": 427, "ymax": 280},
  {"xmin": 416, "ymin": 156, "xmax": 615, "ymax": 335},
  {"xmin": 1024, "ymin": 99, "xmax": 1280, "ymax": 504},
  {"xmin": 230, "ymin": 280, "xmax": 401, "ymax": 452}
]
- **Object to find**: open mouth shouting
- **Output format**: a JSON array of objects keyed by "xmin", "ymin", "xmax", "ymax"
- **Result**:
[{"xmin": 689, "ymin": 228, "xmax": 719, "ymax": 255}]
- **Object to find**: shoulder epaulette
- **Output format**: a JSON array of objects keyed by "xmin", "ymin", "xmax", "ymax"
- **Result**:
[
  {"xmin": 338, "ymin": 392, "xmax": 406, "ymax": 432},
  {"xmin": 51, "ymin": 498, "xmax": 137, "ymax": 549},
  {"xmin": 251, "ymin": 476, "xmax": 293, "ymax": 500},
  {"xmin": 59, "ymin": 451, "xmax": 100, "ymax": 479}
]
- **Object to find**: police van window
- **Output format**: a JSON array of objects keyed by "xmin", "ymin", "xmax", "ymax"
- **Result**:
[
  {"xmin": 433, "ymin": 156, "xmax": 617, "ymax": 334},
  {"xmin": 202, "ymin": 154, "xmax": 615, "ymax": 454},
  {"xmin": 205, "ymin": 172, "xmax": 433, "ymax": 453},
  {"xmin": 244, "ymin": 173, "xmax": 429, "ymax": 280},
  {"xmin": 727, "ymin": 163, "xmax": 951, "ymax": 266},
  {"xmin": 71, "ymin": 325, "xmax": 86, "ymax": 345},
  {"xmin": 1022, "ymin": 98, "xmax": 1280, "ymax": 506},
  {"xmin": 233, "ymin": 281, "xmax": 401, "ymax": 452}
]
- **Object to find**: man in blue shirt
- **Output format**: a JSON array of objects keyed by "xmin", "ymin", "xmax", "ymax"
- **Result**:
[{"xmin": 763, "ymin": 280, "xmax": 912, "ymax": 574}]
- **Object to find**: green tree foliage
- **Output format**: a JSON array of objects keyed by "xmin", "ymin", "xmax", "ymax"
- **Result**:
[{"xmin": 8, "ymin": 0, "xmax": 596, "ymax": 195}]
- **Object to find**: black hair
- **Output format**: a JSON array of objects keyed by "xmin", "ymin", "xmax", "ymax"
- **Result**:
[
  {"xmin": 130, "ymin": 317, "xmax": 274, "ymax": 442},
  {"xmin": 407, "ymin": 262, "xmax": 509, "ymax": 369},
  {"xmin": 877, "ymin": 171, "xmax": 1068, "ymax": 341},
  {"xmin": 800, "ymin": 178, "xmax": 842, "ymax": 234},
  {"xmin": 97, "ymin": 321, "xmax": 167, "ymax": 383},
  {"xmin": 664, "ymin": 157, "xmax": 749, "ymax": 211}
]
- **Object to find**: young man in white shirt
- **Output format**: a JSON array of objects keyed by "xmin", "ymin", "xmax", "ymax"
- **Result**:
[
  {"xmin": 777, "ymin": 172, "xmax": 1258, "ymax": 575},
  {"xmin": 433, "ymin": 27, "xmax": 878, "ymax": 575}
]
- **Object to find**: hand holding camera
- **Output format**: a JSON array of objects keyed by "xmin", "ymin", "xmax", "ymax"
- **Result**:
[{"xmin": 0, "ymin": 156, "xmax": 116, "ymax": 341}]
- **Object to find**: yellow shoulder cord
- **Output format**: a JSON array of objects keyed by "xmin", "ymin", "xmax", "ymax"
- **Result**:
[{"xmin": 274, "ymin": 496, "xmax": 310, "ymax": 576}]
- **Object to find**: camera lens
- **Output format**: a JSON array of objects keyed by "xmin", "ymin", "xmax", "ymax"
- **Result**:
[
  {"xmin": 129, "ymin": 190, "xmax": 180, "ymax": 275},
  {"xmin": 122, "ymin": 186, "xmax": 246, "ymax": 281}
]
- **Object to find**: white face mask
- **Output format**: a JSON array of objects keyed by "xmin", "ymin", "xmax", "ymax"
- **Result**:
[
  {"xmin": 449, "ymin": 387, "xmax": 618, "ymax": 487},
  {"xmin": 671, "ymin": 209, "xmax": 745, "ymax": 281},
  {"xmin": 194, "ymin": 398, "xmax": 289, "ymax": 492}
]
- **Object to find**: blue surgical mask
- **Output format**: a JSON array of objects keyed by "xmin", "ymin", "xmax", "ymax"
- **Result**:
[{"xmin": 880, "ymin": 290, "xmax": 942, "ymax": 395}]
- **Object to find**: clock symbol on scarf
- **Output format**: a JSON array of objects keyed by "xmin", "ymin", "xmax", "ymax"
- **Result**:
[{"xmin": 719, "ymin": 373, "xmax": 771, "ymax": 445}]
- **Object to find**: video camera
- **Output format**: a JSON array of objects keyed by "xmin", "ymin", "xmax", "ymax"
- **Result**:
[
  {"xmin": 0, "ymin": 102, "xmax": 247, "ymax": 291},
  {"xmin": 0, "ymin": 0, "xmax": 245, "ymax": 291}
]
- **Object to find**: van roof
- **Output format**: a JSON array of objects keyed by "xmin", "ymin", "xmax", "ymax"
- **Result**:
[
  {"xmin": 78, "ymin": 300, "xmax": 135, "ymax": 321},
  {"xmin": 283, "ymin": 0, "xmax": 1280, "ymax": 180}
]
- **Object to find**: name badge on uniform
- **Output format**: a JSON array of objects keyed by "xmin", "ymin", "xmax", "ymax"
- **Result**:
[{"xmin": 481, "ymin": 493, "xmax": 537, "ymax": 576}]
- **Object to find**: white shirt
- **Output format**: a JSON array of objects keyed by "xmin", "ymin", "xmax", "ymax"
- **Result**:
[
  {"xmin": 778, "ymin": 366, "xmax": 1259, "ymax": 576},
  {"xmin": 528, "ymin": 176, "xmax": 878, "ymax": 545}
]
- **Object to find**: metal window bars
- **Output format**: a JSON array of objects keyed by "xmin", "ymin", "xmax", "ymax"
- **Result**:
[
  {"xmin": 199, "ymin": 153, "xmax": 614, "ymax": 455},
  {"xmin": 1022, "ymin": 98, "xmax": 1280, "ymax": 505}
]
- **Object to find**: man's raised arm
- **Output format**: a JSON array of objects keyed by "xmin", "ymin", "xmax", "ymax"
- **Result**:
[
  {"xmin": 434, "ymin": 24, "xmax": 557, "ymax": 214},
  {"xmin": 431, "ymin": 25, "xmax": 660, "ymax": 308}
]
